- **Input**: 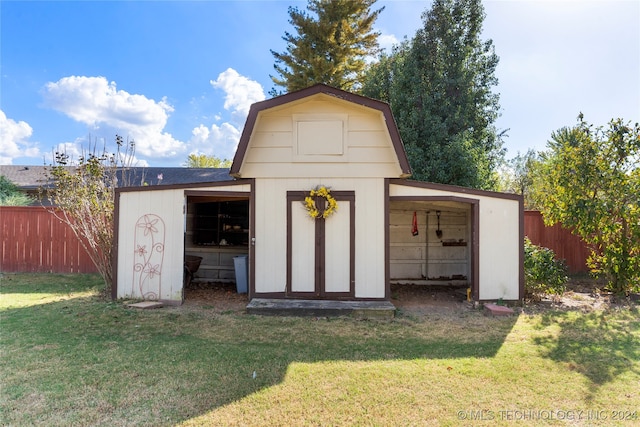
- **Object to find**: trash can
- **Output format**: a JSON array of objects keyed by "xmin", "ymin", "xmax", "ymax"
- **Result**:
[{"xmin": 233, "ymin": 255, "xmax": 248, "ymax": 294}]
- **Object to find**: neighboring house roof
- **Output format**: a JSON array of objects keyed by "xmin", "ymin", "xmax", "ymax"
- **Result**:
[
  {"xmin": 0, "ymin": 165, "xmax": 53, "ymax": 190},
  {"xmin": 0, "ymin": 165, "xmax": 233, "ymax": 190},
  {"xmin": 117, "ymin": 167, "xmax": 233, "ymax": 187},
  {"xmin": 230, "ymin": 83, "xmax": 412, "ymax": 178}
]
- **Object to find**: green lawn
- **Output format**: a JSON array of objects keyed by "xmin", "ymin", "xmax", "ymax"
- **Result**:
[{"xmin": 1, "ymin": 273, "xmax": 638, "ymax": 426}]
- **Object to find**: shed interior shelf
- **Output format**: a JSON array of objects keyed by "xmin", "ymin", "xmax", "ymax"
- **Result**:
[
  {"xmin": 193, "ymin": 200, "xmax": 249, "ymax": 247},
  {"xmin": 442, "ymin": 241, "xmax": 467, "ymax": 246}
]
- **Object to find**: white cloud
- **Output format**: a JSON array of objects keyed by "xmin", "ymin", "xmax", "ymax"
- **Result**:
[
  {"xmin": 42, "ymin": 76, "xmax": 185, "ymax": 158},
  {"xmin": 378, "ymin": 33, "xmax": 400, "ymax": 52},
  {"xmin": 187, "ymin": 68, "xmax": 266, "ymax": 160},
  {"xmin": 189, "ymin": 123, "xmax": 241, "ymax": 161},
  {"xmin": 0, "ymin": 110, "xmax": 40, "ymax": 164},
  {"xmin": 210, "ymin": 68, "xmax": 266, "ymax": 121}
]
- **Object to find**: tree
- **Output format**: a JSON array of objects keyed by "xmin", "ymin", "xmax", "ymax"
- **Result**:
[
  {"xmin": 496, "ymin": 149, "xmax": 542, "ymax": 209},
  {"xmin": 42, "ymin": 136, "xmax": 136, "ymax": 293},
  {"xmin": 183, "ymin": 153, "xmax": 231, "ymax": 168},
  {"xmin": 533, "ymin": 115, "xmax": 640, "ymax": 294},
  {"xmin": 361, "ymin": 0, "xmax": 504, "ymax": 189},
  {"xmin": 270, "ymin": 0, "xmax": 383, "ymax": 94},
  {"xmin": 0, "ymin": 176, "xmax": 33, "ymax": 206}
]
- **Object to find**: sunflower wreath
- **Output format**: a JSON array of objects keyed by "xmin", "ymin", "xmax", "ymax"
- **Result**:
[{"xmin": 303, "ymin": 186, "xmax": 338, "ymax": 219}]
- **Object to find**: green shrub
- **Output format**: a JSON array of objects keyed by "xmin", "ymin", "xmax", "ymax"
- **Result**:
[
  {"xmin": 524, "ymin": 237, "xmax": 568, "ymax": 298},
  {"xmin": 0, "ymin": 175, "xmax": 33, "ymax": 206}
]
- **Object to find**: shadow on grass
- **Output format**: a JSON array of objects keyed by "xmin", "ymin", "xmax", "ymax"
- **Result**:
[
  {"xmin": 1, "ymin": 290, "xmax": 518, "ymax": 426},
  {"xmin": 532, "ymin": 307, "xmax": 640, "ymax": 401}
]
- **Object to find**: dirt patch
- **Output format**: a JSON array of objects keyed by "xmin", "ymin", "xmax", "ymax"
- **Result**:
[
  {"xmin": 182, "ymin": 281, "xmax": 473, "ymax": 315},
  {"xmin": 521, "ymin": 279, "xmax": 638, "ymax": 314},
  {"xmin": 390, "ymin": 284, "xmax": 472, "ymax": 316},
  {"xmin": 182, "ymin": 279, "xmax": 638, "ymax": 316},
  {"xmin": 183, "ymin": 281, "xmax": 249, "ymax": 313}
]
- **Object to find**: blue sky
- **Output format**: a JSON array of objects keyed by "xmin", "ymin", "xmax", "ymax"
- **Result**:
[{"xmin": 1, "ymin": 0, "xmax": 639, "ymax": 167}]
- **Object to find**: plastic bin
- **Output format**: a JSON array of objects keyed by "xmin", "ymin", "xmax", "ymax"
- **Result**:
[{"xmin": 233, "ymin": 255, "xmax": 248, "ymax": 294}]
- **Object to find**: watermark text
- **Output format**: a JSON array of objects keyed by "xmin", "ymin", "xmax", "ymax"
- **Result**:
[{"xmin": 456, "ymin": 409, "xmax": 638, "ymax": 422}]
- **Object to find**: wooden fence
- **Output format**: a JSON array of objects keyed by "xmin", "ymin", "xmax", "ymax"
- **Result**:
[
  {"xmin": 1, "ymin": 206, "xmax": 98, "ymax": 273},
  {"xmin": 1, "ymin": 206, "xmax": 590, "ymax": 275},
  {"xmin": 523, "ymin": 210, "xmax": 590, "ymax": 273}
]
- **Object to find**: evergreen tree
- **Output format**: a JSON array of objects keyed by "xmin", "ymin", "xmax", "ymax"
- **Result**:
[
  {"xmin": 362, "ymin": 0, "xmax": 504, "ymax": 189},
  {"xmin": 271, "ymin": 0, "xmax": 383, "ymax": 94}
]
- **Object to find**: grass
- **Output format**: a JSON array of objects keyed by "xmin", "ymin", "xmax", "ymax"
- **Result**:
[{"xmin": 1, "ymin": 273, "xmax": 639, "ymax": 426}]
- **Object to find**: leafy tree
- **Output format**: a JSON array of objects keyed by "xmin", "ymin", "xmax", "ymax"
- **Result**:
[
  {"xmin": 534, "ymin": 115, "xmax": 640, "ymax": 294},
  {"xmin": 0, "ymin": 175, "xmax": 33, "ymax": 206},
  {"xmin": 270, "ymin": 0, "xmax": 383, "ymax": 94},
  {"xmin": 183, "ymin": 153, "xmax": 231, "ymax": 168},
  {"xmin": 42, "ymin": 136, "xmax": 136, "ymax": 293},
  {"xmin": 496, "ymin": 149, "xmax": 542, "ymax": 209},
  {"xmin": 362, "ymin": 0, "xmax": 504, "ymax": 189}
]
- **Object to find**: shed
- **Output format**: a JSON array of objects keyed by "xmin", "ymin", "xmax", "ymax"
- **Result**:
[{"xmin": 113, "ymin": 84, "xmax": 523, "ymax": 306}]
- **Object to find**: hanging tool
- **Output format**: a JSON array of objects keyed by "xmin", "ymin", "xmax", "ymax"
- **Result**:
[{"xmin": 435, "ymin": 211, "xmax": 443, "ymax": 238}]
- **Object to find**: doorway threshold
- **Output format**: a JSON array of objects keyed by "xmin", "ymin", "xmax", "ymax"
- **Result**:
[{"xmin": 246, "ymin": 298, "xmax": 395, "ymax": 319}]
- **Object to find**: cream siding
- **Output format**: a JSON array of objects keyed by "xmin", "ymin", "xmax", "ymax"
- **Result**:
[
  {"xmin": 324, "ymin": 200, "xmax": 351, "ymax": 293},
  {"xmin": 353, "ymin": 178, "xmax": 386, "ymax": 298},
  {"xmin": 477, "ymin": 197, "xmax": 521, "ymax": 300},
  {"xmin": 245, "ymin": 93, "xmax": 398, "ymax": 299},
  {"xmin": 116, "ymin": 183, "xmax": 250, "ymax": 302},
  {"xmin": 253, "ymin": 179, "xmax": 288, "ymax": 293},
  {"xmin": 253, "ymin": 178, "xmax": 386, "ymax": 298},
  {"xmin": 290, "ymin": 203, "xmax": 316, "ymax": 293},
  {"xmin": 239, "ymin": 95, "xmax": 404, "ymax": 179},
  {"xmin": 389, "ymin": 183, "xmax": 521, "ymax": 300},
  {"xmin": 116, "ymin": 188, "xmax": 185, "ymax": 301}
]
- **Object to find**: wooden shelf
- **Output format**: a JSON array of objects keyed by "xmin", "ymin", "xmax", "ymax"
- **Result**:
[
  {"xmin": 442, "ymin": 241, "xmax": 467, "ymax": 247},
  {"xmin": 192, "ymin": 200, "xmax": 249, "ymax": 246}
]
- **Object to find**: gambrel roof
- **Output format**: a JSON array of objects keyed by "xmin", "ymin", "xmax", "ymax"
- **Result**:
[{"xmin": 230, "ymin": 84, "xmax": 412, "ymax": 178}]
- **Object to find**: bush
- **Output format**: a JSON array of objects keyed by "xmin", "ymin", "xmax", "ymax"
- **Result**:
[
  {"xmin": 0, "ymin": 176, "xmax": 33, "ymax": 206},
  {"xmin": 524, "ymin": 237, "xmax": 568, "ymax": 299}
]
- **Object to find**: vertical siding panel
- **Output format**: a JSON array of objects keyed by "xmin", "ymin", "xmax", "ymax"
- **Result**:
[
  {"xmin": 255, "ymin": 179, "xmax": 289, "ymax": 293},
  {"xmin": 290, "ymin": 203, "xmax": 315, "ymax": 292},
  {"xmin": 353, "ymin": 178, "xmax": 386, "ymax": 298},
  {"xmin": 324, "ymin": 200, "xmax": 351, "ymax": 292}
]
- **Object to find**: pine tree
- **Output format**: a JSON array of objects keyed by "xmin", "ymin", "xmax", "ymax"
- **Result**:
[
  {"xmin": 362, "ymin": 0, "xmax": 504, "ymax": 189},
  {"xmin": 270, "ymin": 0, "xmax": 383, "ymax": 94}
]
